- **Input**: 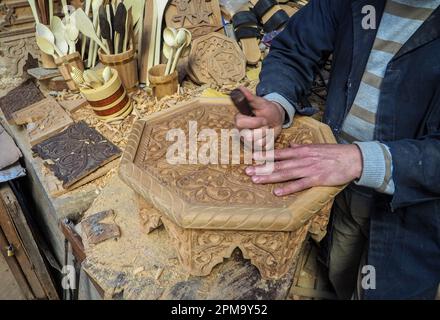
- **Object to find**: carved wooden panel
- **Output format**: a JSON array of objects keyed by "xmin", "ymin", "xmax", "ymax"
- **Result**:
[
  {"xmin": 32, "ymin": 121, "xmax": 121, "ymax": 188},
  {"xmin": 0, "ymin": 79, "xmax": 44, "ymax": 124},
  {"xmin": 12, "ymin": 97, "xmax": 73, "ymax": 146},
  {"xmin": 119, "ymin": 97, "xmax": 343, "ymax": 232},
  {"xmin": 187, "ymin": 33, "xmax": 246, "ymax": 86},
  {"xmin": 165, "ymin": 0, "xmax": 224, "ymax": 39}
]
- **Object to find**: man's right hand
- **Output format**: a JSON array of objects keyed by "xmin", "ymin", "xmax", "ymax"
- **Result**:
[{"xmin": 234, "ymin": 87, "xmax": 286, "ymax": 150}]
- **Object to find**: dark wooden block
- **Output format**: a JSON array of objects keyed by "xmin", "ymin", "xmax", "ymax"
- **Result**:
[
  {"xmin": 0, "ymin": 80, "xmax": 45, "ymax": 124},
  {"xmin": 32, "ymin": 121, "xmax": 121, "ymax": 188}
]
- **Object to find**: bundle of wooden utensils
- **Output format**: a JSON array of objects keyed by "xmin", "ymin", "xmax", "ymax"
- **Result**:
[{"xmin": 70, "ymin": 66, "xmax": 113, "ymax": 89}]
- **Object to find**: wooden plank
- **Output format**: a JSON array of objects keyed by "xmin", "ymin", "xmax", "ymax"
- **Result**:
[
  {"xmin": 27, "ymin": 67, "xmax": 61, "ymax": 81},
  {"xmin": 59, "ymin": 219, "xmax": 86, "ymax": 263},
  {"xmin": 139, "ymin": 0, "xmax": 154, "ymax": 84},
  {"xmin": 0, "ymin": 184, "xmax": 47, "ymax": 299},
  {"xmin": 0, "ymin": 226, "xmax": 35, "ymax": 300},
  {"xmin": 0, "ymin": 183, "xmax": 59, "ymax": 300}
]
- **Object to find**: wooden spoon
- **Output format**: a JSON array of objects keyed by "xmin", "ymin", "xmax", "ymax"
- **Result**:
[
  {"xmin": 74, "ymin": 8, "xmax": 110, "ymax": 54},
  {"xmin": 163, "ymin": 27, "xmax": 177, "ymax": 75},
  {"xmin": 80, "ymin": 0, "xmax": 93, "ymax": 58},
  {"xmin": 113, "ymin": 2, "xmax": 127, "ymax": 54},
  {"xmin": 36, "ymin": 36, "xmax": 59, "ymax": 58},
  {"xmin": 153, "ymin": 0, "xmax": 169, "ymax": 66},
  {"xmin": 102, "ymin": 66, "xmax": 112, "ymax": 83},
  {"xmin": 36, "ymin": 23, "xmax": 63, "ymax": 56},
  {"xmin": 65, "ymin": 21, "xmax": 79, "ymax": 54},
  {"xmin": 170, "ymin": 28, "xmax": 191, "ymax": 74},
  {"xmin": 99, "ymin": 5, "xmax": 114, "ymax": 54}
]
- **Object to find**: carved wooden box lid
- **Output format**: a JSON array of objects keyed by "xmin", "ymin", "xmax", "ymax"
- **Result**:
[
  {"xmin": 187, "ymin": 33, "xmax": 246, "ymax": 86},
  {"xmin": 119, "ymin": 98, "xmax": 342, "ymax": 232}
]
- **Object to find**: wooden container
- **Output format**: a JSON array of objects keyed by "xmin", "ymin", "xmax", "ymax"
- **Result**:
[
  {"xmin": 80, "ymin": 69, "xmax": 132, "ymax": 122},
  {"xmin": 54, "ymin": 52, "xmax": 85, "ymax": 91},
  {"xmin": 148, "ymin": 64, "xmax": 178, "ymax": 100},
  {"xmin": 98, "ymin": 47, "xmax": 138, "ymax": 91},
  {"xmin": 39, "ymin": 52, "xmax": 57, "ymax": 69}
]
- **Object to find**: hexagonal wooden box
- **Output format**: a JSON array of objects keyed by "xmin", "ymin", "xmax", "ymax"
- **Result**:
[{"xmin": 119, "ymin": 97, "xmax": 343, "ymax": 279}]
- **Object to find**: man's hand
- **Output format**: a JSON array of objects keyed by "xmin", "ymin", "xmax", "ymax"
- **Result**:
[
  {"xmin": 234, "ymin": 87, "xmax": 285, "ymax": 149},
  {"xmin": 246, "ymin": 143, "xmax": 363, "ymax": 196}
]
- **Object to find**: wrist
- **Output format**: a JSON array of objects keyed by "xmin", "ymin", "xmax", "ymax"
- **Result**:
[
  {"xmin": 350, "ymin": 144, "xmax": 363, "ymax": 180},
  {"xmin": 271, "ymin": 101, "xmax": 286, "ymax": 126}
]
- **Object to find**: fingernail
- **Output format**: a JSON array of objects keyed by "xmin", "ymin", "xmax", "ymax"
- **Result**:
[
  {"xmin": 245, "ymin": 167, "xmax": 255, "ymax": 175},
  {"xmin": 252, "ymin": 176, "xmax": 260, "ymax": 183},
  {"xmin": 274, "ymin": 188, "xmax": 283, "ymax": 196}
]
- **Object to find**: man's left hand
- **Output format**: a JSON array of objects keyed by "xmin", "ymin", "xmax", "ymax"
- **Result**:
[{"xmin": 246, "ymin": 143, "xmax": 363, "ymax": 196}]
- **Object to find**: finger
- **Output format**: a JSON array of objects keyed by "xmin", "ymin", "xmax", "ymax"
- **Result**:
[
  {"xmin": 250, "ymin": 167, "xmax": 312, "ymax": 184},
  {"xmin": 246, "ymin": 159, "xmax": 308, "ymax": 176},
  {"xmin": 238, "ymin": 86, "xmax": 257, "ymax": 104},
  {"xmin": 235, "ymin": 113, "xmax": 268, "ymax": 130},
  {"xmin": 273, "ymin": 178, "xmax": 315, "ymax": 196},
  {"xmin": 273, "ymin": 145, "xmax": 313, "ymax": 161},
  {"xmin": 254, "ymin": 147, "xmax": 296, "ymax": 161}
]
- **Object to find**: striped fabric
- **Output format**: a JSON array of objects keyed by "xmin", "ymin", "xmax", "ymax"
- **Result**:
[{"xmin": 340, "ymin": 0, "xmax": 439, "ymax": 194}]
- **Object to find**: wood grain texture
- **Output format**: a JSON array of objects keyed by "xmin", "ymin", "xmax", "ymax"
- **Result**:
[
  {"xmin": 187, "ymin": 33, "xmax": 246, "ymax": 86},
  {"xmin": 11, "ymin": 97, "xmax": 73, "ymax": 146},
  {"xmin": 32, "ymin": 121, "xmax": 121, "ymax": 188},
  {"xmin": 139, "ymin": 0, "xmax": 154, "ymax": 84},
  {"xmin": 165, "ymin": 0, "xmax": 224, "ymax": 39},
  {"xmin": 0, "ymin": 80, "xmax": 44, "ymax": 124},
  {"xmin": 81, "ymin": 210, "xmax": 121, "ymax": 245},
  {"xmin": 119, "ymin": 97, "xmax": 344, "ymax": 232}
]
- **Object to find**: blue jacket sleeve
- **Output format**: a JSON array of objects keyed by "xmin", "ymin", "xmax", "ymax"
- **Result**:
[
  {"xmin": 386, "ymin": 90, "xmax": 440, "ymax": 209},
  {"xmin": 256, "ymin": 0, "xmax": 342, "ymax": 113}
]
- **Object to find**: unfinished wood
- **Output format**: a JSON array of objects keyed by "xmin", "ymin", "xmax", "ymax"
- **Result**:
[
  {"xmin": 187, "ymin": 33, "xmax": 246, "ymax": 85},
  {"xmin": 138, "ymin": 195, "xmax": 163, "ymax": 233},
  {"xmin": 44, "ymin": 159, "xmax": 118, "ymax": 198},
  {"xmin": 59, "ymin": 219, "xmax": 86, "ymax": 263},
  {"xmin": 58, "ymin": 96, "xmax": 88, "ymax": 113},
  {"xmin": 164, "ymin": 0, "xmax": 224, "ymax": 39},
  {"xmin": 0, "ymin": 184, "xmax": 59, "ymax": 299},
  {"xmin": 82, "ymin": 175, "xmax": 301, "ymax": 299},
  {"xmin": 139, "ymin": 0, "xmax": 154, "ymax": 84},
  {"xmin": 119, "ymin": 97, "xmax": 343, "ymax": 232},
  {"xmin": 12, "ymin": 97, "xmax": 73, "ymax": 146},
  {"xmin": 27, "ymin": 67, "xmax": 61, "ymax": 81},
  {"xmin": 0, "ymin": 80, "xmax": 45, "ymax": 124},
  {"xmin": 32, "ymin": 121, "xmax": 121, "ymax": 188},
  {"xmin": 0, "ymin": 184, "xmax": 49, "ymax": 299},
  {"xmin": 81, "ymin": 210, "xmax": 121, "ymax": 245},
  {"xmin": 0, "ymin": 226, "xmax": 34, "ymax": 299}
]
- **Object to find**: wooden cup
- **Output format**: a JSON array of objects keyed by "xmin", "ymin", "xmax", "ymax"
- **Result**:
[
  {"xmin": 80, "ymin": 69, "xmax": 132, "ymax": 122},
  {"xmin": 39, "ymin": 52, "xmax": 57, "ymax": 69},
  {"xmin": 54, "ymin": 52, "xmax": 85, "ymax": 91},
  {"xmin": 148, "ymin": 64, "xmax": 178, "ymax": 100},
  {"xmin": 98, "ymin": 47, "xmax": 139, "ymax": 91}
]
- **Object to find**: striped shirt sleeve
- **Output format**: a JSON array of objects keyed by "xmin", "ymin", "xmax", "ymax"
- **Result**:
[{"xmin": 354, "ymin": 141, "xmax": 395, "ymax": 195}]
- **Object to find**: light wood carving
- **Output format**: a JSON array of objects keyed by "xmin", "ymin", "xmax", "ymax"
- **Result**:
[
  {"xmin": 12, "ymin": 97, "xmax": 73, "ymax": 146},
  {"xmin": 119, "ymin": 97, "xmax": 344, "ymax": 233},
  {"xmin": 164, "ymin": 0, "xmax": 223, "ymax": 39},
  {"xmin": 187, "ymin": 33, "xmax": 246, "ymax": 86}
]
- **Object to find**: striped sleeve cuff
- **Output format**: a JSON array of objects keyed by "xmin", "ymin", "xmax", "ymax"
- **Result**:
[
  {"xmin": 263, "ymin": 93, "xmax": 296, "ymax": 128},
  {"xmin": 354, "ymin": 141, "xmax": 395, "ymax": 195}
]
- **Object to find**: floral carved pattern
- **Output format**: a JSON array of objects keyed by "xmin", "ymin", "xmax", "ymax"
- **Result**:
[
  {"xmin": 134, "ymin": 103, "xmax": 314, "ymax": 207},
  {"xmin": 32, "ymin": 121, "xmax": 121, "ymax": 188},
  {"xmin": 188, "ymin": 33, "xmax": 246, "ymax": 85},
  {"xmin": 119, "ymin": 98, "xmax": 343, "ymax": 232}
]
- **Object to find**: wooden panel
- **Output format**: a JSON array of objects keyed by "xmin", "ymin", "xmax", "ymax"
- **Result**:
[
  {"xmin": 0, "ymin": 80, "xmax": 44, "ymax": 124},
  {"xmin": 12, "ymin": 97, "xmax": 73, "ymax": 146},
  {"xmin": 0, "ymin": 184, "xmax": 47, "ymax": 299},
  {"xmin": 0, "ymin": 184, "xmax": 59, "ymax": 299},
  {"xmin": 32, "ymin": 121, "xmax": 121, "ymax": 188},
  {"xmin": 0, "ymin": 226, "xmax": 35, "ymax": 299}
]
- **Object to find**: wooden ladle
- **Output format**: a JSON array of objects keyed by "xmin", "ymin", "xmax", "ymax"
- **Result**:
[{"xmin": 36, "ymin": 23, "xmax": 63, "ymax": 56}]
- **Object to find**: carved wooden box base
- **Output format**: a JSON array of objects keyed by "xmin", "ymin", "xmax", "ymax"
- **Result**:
[{"xmin": 140, "ymin": 197, "xmax": 333, "ymax": 280}]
